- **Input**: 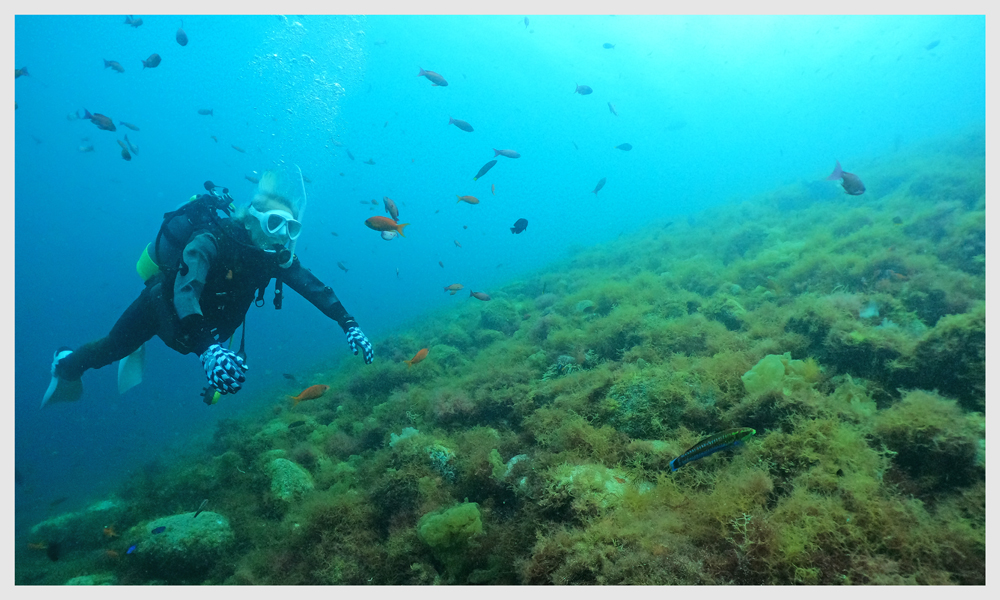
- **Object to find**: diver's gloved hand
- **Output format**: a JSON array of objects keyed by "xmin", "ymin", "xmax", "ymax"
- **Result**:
[
  {"xmin": 199, "ymin": 344, "xmax": 248, "ymax": 394},
  {"xmin": 346, "ymin": 326, "xmax": 374, "ymax": 364}
]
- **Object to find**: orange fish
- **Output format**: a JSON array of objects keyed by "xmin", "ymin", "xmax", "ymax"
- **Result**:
[
  {"xmin": 289, "ymin": 384, "xmax": 330, "ymax": 406},
  {"xmin": 104, "ymin": 550, "xmax": 120, "ymax": 560},
  {"xmin": 456, "ymin": 195, "xmax": 479, "ymax": 205},
  {"xmin": 444, "ymin": 284, "xmax": 464, "ymax": 295},
  {"xmin": 103, "ymin": 525, "xmax": 118, "ymax": 538},
  {"xmin": 365, "ymin": 216, "xmax": 409, "ymax": 237},
  {"xmin": 404, "ymin": 348, "xmax": 429, "ymax": 368},
  {"xmin": 28, "ymin": 542, "xmax": 47, "ymax": 551},
  {"xmin": 491, "ymin": 184, "xmax": 496, "ymax": 195}
]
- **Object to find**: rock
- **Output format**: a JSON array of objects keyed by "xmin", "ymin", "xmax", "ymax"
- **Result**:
[
  {"xmin": 128, "ymin": 511, "xmax": 234, "ymax": 581},
  {"xmin": 30, "ymin": 499, "xmax": 126, "ymax": 553},
  {"xmin": 65, "ymin": 573, "xmax": 117, "ymax": 585},
  {"xmin": 267, "ymin": 457, "xmax": 314, "ymax": 502}
]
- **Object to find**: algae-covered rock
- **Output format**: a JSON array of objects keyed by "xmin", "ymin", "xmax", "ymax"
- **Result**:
[
  {"xmin": 479, "ymin": 298, "xmax": 520, "ymax": 336},
  {"xmin": 540, "ymin": 463, "xmax": 628, "ymax": 518},
  {"xmin": 417, "ymin": 502, "xmax": 483, "ymax": 552},
  {"xmin": 267, "ymin": 457, "xmax": 315, "ymax": 502},
  {"xmin": 741, "ymin": 352, "xmax": 821, "ymax": 396},
  {"xmin": 129, "ymin": 511, "xmax": 235, "ymax": 581},
  {"xmin": 65, "ymin": 573, "xmax": 117, "ymax": 585},
  {"xmin": 29, "ymin": 498, "xmax": 126, "ymax": 552}
]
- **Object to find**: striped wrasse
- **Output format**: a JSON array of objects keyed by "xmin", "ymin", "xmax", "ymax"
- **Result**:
[{"xmin": 669, "ymin": 427, "xmax": 756, "ymax": 472}]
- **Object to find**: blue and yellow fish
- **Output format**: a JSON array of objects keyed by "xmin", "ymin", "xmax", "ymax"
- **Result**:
[{"xmin": 670, "ymin": 427, "xmax": 756, "ymax": 471}]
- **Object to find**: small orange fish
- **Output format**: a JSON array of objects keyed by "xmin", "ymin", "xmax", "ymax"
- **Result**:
[
  {"xmin": 104, "ymin": 550, "xmax": 120, "ymax": 560},
  {"xmin": 444, "ymin": 284, "xmax": 464, "ymax": 295},
  {"xmin": 365, "ymin": 216, "xmax": 409, "ymax": 237},
  {"xmin": 456, "ymin": 195, "xmax": 479, "ymax": 205},
  {"xmin": 103, "ymin": 525, "xmax": 118, "ymax": 538},
  {"xmin": 491, "ymin": 183, "xmax": 496, "ymax": 195},
  {"xmin": 289, "ymin": 384, "xmax": 330, "ymax": 406},
  {"xmin": 27, "ymin": 542, "xmax": 47, "ymax": 551},
  {"xmin": 614, "ymin": 476, "xmax": 626, "ymax": 483},
  {"xmin": 404, "ymin": 348, "xmax": 429, "ymax": 368},
  {"xmin": 454, "ymin": 240, "xmax": 462, "ymax": 248}
]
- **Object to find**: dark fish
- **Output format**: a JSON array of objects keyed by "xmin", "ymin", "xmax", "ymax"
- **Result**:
[
  {"xmin": 608, "ymin": 102, "xmax": 618, "ymax": 116},
  {"xmin": 524, "ymin": 16, "xmax": 529, "ymax": 28},
  {"xmin": 117, "ymin": 139, "xmax": 128, "ymax": 151},
  {"xmin": 603, "ymin": 43, "xmax": 615, "ymax": 49},
  {"xmin": 345, "ymin": 148, "xmax": 355, "ymax": 160},
  {"xmin": 49, "ymin": 496, "xmax": 69, "ymax": 508},
  {"xmin": 176, "ymin": 22, "xmax": 188, "ymax": 46},
  {"xmin": 454, "ymin": 240, "xmax": 462, "ymax": 248},
  {"xmin": 510, "ymin": 218, "xmax": 528, "ymax": 234},
  {"xmin": 826, "ymin": 160, "xmax": 865, "ymax": 195},
  {"xmin": 449, "ymin": 117, "xmax": 474, "ymax": 132},
  {"xmin": 925, "ymin": 40, "xmax": 940, "ymax": 50},
  {"xmin": 193, "ymin": 499, "xmax": 208, "ymax": 518},
  {"xmin": 231, "ymin": 145, "xmax": 246, "ymax": 153},
  {"xmin": 15, "ymin": 67, "xmax": 29, "ymax": 78},
  {"xmin": 103, "ymin": 59, "xmax": 125, "ymax": 73},
  {"xmin": 330, "ymin": 231, "xmax": 338, "ymax": 237},
  {"xmin": 592, "ymin": 177, "xmax": 606, "ymax": 196},
  {"xmin": 283, "ymin": 373, "xmax": 298, "ymax": 380},
  {"xmin": 571, "ymin": 141, "xmax": 579, "ymax": 150},
  {"xmin": 470, "ymin": 291, "xmax": 492, "ymax": 301},
  {"xmin": 892, "ymin": 216, "xmax": 903, "ymax": 225},
  {"xmin": 337, "ymin": 261, "xmax": 349, "ymax": 272},
  {"xmin": 473, "ymin": 160, "xmax": 496, "ymax": 181},
  {"xmin": 124, "ymin": 134, "xmax": 138, "ymax": 155},
  {"xmin": 493, "ymin": 148, "xmax": 520, "ymax": 159},
  {"xmin": 141, "ymin": 53, "xmax": 161, "ymax": 69},
  {"xmin": 198, "ymin": 108, "xmax": 213, "ymax": 116},
  {"xmin": 82, "ymin": 109, "xmax": 116, "ymax": 131},
  {"xmin": 302, "ymin": 174, "xmax": 311, "ymax": 183},
  {"xmin": 669, "ymin": 427, "xmax": 756, "ymax": 471},
  {"xmin": 125, "ymin": 15, "xmax": 143, "ymax": 28},
  {"xmin": 151, "ymin": 526, "xmax": 166, "ymax": 534},
  {"xmin": 287, "ymin": 421, "xmax": 306, "ymax": 429},
  {"xmin": 417, "ymin": 67, "xmax": 448, "ymax": 87},
  {"xmin": 210, "ymin": 135, "xmax": 218, "ymax": 142},
  {"xmin": 118, "ymin": 120, "xmax": 140, "ymax": 131},
  {"xmin": 245, "ymin": 174, "xmax": 260, "ymax": 184},
  {"xmin": 438, "ymin": 261, "xmax": 444, "ymax": 268},
  {"xmin": 383, "ymin": 196, "xmax": 399, "ymax": 221},
  {"xmin": 575, "ymin": 84, "xmax": 593, "ymax": 95},
  {"xmin": 121, "ymin": 147, "xmax": 132, "ymax": 161},
  {"xmin": 364, "ymin": 158, "xmax": 376, "ymax": 165},
  {"xmin": 371, "ymin": 199, "xmax": 378, "ymax": 206},
  {"xmin": 614, "ymin": 143, "xmax": 632, "ymax": 151}
]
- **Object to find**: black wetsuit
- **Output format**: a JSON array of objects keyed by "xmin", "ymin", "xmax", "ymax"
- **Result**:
[{"xmin": 57, "ymin": 217, "xmax": 358, "ymax": 380}]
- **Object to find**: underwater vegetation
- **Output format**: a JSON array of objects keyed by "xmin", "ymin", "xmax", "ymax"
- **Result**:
[{"xmin": 17, "ymin": 132, "xmax": 985, "ymax": 584}]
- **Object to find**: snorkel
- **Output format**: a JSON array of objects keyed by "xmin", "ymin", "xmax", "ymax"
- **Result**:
[{"xmin": 279, "ymin": 164, "xmax": 307, "ymax": 268}]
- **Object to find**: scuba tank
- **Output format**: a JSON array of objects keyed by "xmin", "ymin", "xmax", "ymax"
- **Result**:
[{"xmin": 136, "ymin": 181, "xmax": 236, "ymax": 283}]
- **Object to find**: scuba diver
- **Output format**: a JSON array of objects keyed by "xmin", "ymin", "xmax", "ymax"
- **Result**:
[{"xmin": 42, "ymin": 167, "xmax": 374, "ymax": 407}]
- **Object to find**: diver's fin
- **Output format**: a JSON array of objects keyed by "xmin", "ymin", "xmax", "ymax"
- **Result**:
[
  {"xmin": 41, "ymin": 348, "xmax": 83, "ymax": 408},
  {"xmin": 117, "ymin": 343, "xmax": 146, "ymax": 394}
]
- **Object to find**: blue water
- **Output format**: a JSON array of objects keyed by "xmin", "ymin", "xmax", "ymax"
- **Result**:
[{"xmin": 13, "ymin": 15, "xmax": 984, "ymax": 541}]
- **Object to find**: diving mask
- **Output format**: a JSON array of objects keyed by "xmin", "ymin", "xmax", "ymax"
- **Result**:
[{"xmin": 248, "ymin": 206, "xmax": 302, "ymax": 242}]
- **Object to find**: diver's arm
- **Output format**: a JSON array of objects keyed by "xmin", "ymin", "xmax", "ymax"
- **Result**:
[
  {"xmin": 174, "ymin": 231, "xmax": 220, "ymax": 354},
  {"xmin": 281, "ymin": 257, "xmax": 358, "ymax": 332}
]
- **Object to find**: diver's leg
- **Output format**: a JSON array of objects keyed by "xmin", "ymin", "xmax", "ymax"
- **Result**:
[{"xmin": 55, "ymin": 286, "xmax": 159, "ymax": 380}]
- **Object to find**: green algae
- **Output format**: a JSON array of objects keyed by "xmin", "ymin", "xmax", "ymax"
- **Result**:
[{"xmin": 20, "ymin": 130, "xmax": 985, "ymax": 585}]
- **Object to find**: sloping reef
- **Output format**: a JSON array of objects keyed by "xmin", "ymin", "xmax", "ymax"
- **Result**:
[{"xmin": 19, "ymin": 131, "xmax": 985, "ymax": 584}]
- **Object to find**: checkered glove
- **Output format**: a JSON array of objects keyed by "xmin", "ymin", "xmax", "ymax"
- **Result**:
[
  {"xmin": 199, "ymin": 344, "xmax": 248, "ymax": 394},
  {"xmin": 346, "ymin": 326, "xmax": 374, "ymax": 364}
]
